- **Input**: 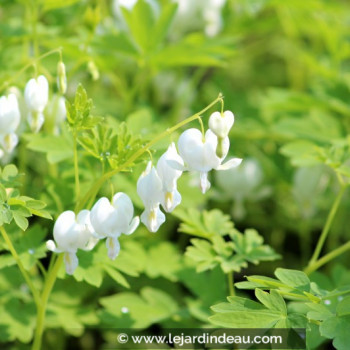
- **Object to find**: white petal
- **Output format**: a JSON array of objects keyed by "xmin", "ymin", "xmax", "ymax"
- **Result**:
[
  {"xmin": 25, "ymin": 75, "xmax": 49, "ymax": 112},
  {"xmin": 141, "ymin": 207, "xmax": 165, "ymax": 233},
  {"xmin": 125, "ymin": 216, "xmax": 140, "ymax": 235},
  {"xmin": 28, "ymin": 111, "xmax": 44, "ymax": 133},
  {"xmin": 216, "ymin": 158, "xmax": 243, "ymax": 171},
  {"xmin": 90, "ymin": 197, "xmax": 116, "ymax": 237},
  {"xmin": 137, "ymin": 162, "xmax": 163, "ymax": 208},
  {"xmin": 208, "ymin": 110, "xmax": 234, "ymax": 138},
  {"xmin": 157, "ymin": 142, "xmax": 183, "ymax": 192},
  {"xmin": 83, "ymin": 237, "xmax": 99, "ymax": 251},
  {"xmin": 161, "ymin": 189, "xmax": 181, "ymax": 213},
  {"xmin": 106, "ymin": 237, "xmax": 120, "ymax": 260},
  {"xmin": 112, "ymin": 192, "xmax": 134, "ymax": 218},
  {"xmin": 46, "ymin": 240, "xmax": 61, "ymax": 253},
  {"xmin": 64, "ymin": 252, "xmax": 78, "ymax": 275},
  {"xmin": 200, "ymin": 172, "xmax": 211, "ymax": 194},
  {"xmin": 1, "ymin": 133, "xmax": 18, "ymax": 153},
  {"xmin": 166, "ymin": 159, "xmax": 186, "ymax": 171},
  {"xmin": 53, "ymin": 211, "xmax": 87, "ymax": 252}
]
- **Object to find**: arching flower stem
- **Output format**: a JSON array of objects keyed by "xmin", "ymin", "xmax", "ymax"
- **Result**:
[{"xmin": 75, "ymin": 94, "xmax": 224, "ymax": 213}]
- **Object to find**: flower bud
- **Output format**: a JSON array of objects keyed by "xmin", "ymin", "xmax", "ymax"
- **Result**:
[
  {"xmin": 57, "ymin": 61, "xmax": 67, "ymax": 94},
  {"xmin": 87, "ymin": 61, "xmax": 99, "ymax": 81}
]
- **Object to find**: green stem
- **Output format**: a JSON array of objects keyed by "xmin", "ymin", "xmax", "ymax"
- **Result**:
[
  {"xmin": 0, "ymin": 226, "xmax": 40, "ymax": 307},
  {"xmin": 73, "ymin": 135, "xmax": 80, "ymax": 202},
  {"xmin": 75, "ymin": 95, "xmax": 223, "ymax": 212},
  {"xmin": 32, "ymin": 254, "xmax": 63, "ymax": 350},
  {"xmin": 305, "ymin": 240, "xmax": 350, "ymax": 275},
  {"xmin": 228, "ymin": 272, "xmax": 235, "ymax": 296},
  {"xmin": 307, "ymin": 185, "xmax": 347, "ymax": 268}
]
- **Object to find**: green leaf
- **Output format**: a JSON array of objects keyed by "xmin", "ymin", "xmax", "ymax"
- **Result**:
[
  {"xmin": 210, "ymin": 291, "xmax": 306, "ymax": 329},
  {"xmin": 25, "ymin": 133, "xmax": 73, "ymax": 164},
  {"xmin": 320, "ymin": 315, "xmax": 350, "ymax": 350},
  {"xmin": 121, "ymin": 0, "xmax": 155, "ymax": 53},
  {"xmin": 99, "ymin": 287, "xmax": 178, "ymax": 328},
  {"xmin": 175, "ymin": 208, "xmax": 235, "ymax": 238},
  {"xmin": 145, "ymin": 242, "xmax": 182, "ymax": 281},
  {"xmin": 275, "ymin": 268, "xmax": 311, "ymax": 292},
  {"xmin": 0, "ymin": 298, "xmax": 36, "ymax": 343},
  {"xmin": 337, "ymin": 296, "xmax": 350, "ymax": 317},
  {"xmin": 185, "ymin": 238, "xmax": 218, "ymax": 272},
  {"xmin": 104, "ymin": 265, "xmax": 130, "ymax": 289},
  {"xmin": 255, "ymin": 289, "xmax": 287, "ymax": 314},
  {"xmin": 66, "ymin": 84, "xmax": 102, "ymax": 132}
]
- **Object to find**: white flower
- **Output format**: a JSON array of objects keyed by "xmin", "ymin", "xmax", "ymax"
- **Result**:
[
  {"xmin": 24, "ymin": 75, "xmax": 49, "ymax": 132},
  {"xmin": 157, "ymin": 143, "xmax": 183, "ymax": 212},
  {"xmin": 173, "ymin": 128, "xmax": 242, "ymax": 193},
  {"xmin": 46, "ymin": 210, "xmax": 98, "ymax": 275},
  {"xmin": 209, "ymin": 110, "xmax": 234, "ymax": 139},
  {"xmin": 137, "ymin": 161, "xmax": 166, "ymax": 232},
  {"xmin": 0, "ymin": 94, "xmax": 21, "ymax": 153},
  {"xmin": 90, "ymin": 192, "xmax": 139, "ymax": 259}
]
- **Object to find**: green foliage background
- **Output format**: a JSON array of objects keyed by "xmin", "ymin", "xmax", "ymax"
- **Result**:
[{"xmin": 1, "ymin": 0, "xmax": 350, "ymax": 349}]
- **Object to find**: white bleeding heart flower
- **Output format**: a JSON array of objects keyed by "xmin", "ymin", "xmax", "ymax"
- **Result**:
[
  {"xmin": 0, "ymin": 94, "xmax": 21, "ymax": 154},
  {"xmin": 172, "ymin": 128, "xmax": 242, "ymax": 194},
  {"xmin": 209, "ymin": 110, "xmax": 234, "ymax": 139},
  {"xmin": 137, "ymin": 161, "xmax": 165, "ymax": 232},
  {"xmin": 24, "ymin": 75, "xmax": 49, "ymax": 132},
  {"xmin": 46, "ymin": 210, "xmax": 98, "ymax": 275},
  {"xmin": 209, "ymin": 110, "xmax": 235, "ymax": 157},
  {"xmin": 157, "ymin": 142, "xmax": 183, "ymax": 212},
  {"xmin": 90, "ymin": 192, "xmax": 139, "ymax": 260}
]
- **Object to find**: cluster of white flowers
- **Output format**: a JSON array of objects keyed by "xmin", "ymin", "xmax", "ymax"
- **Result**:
[
  {"xmin": 0, "ymin": 62, "xmax": 67, "ymax": 159},
  {"xmin": 47, "ymin": 109, "xmax": 241, "ymax": 275}
]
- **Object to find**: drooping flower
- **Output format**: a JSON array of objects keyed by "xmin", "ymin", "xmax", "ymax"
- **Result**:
[
  {"xmin": 0, "ymin": 93, "xmax": 21, "ymax": 155},
  {"xmin": 209, "ymin": 110, "xmax": 234, "ymax": 139},
  {"xmin": 173, "ymin": 128, "xmax": 242, "ymax": 193},
  {"xmin": 156, "ymin": 143, "xmax": 183, "ymax": 212},
  {"xmin": 46, "ymin": 210, "xmax": 98, "ymax": 275},
  {"xmin": 209, "ymin": 110, "xmax": 235, "ymax": 157},
  {"xmin": 90, "ymin": 192, "xmax": 139, "ymax": 259},
  {"xmin": 137, "ymin": 161, "xmax": 165, "ymax": 232},
  {"xmin": 24, "ymin": 75, "xmax": 49, "ymax": 132}
]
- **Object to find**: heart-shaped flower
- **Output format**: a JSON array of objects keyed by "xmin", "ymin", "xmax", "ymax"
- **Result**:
[
  {"xmin": 209, "ymin": 110, "xmax": 234, "ymax": 139},
  {"xmin": 171, "ymin": 128, "xmax": 242, "ymax": 193},
  {"xmin": 157, "ymin": 142, "xmax": 183, "ymax": 212},
  {"xmin": 24, "ymin": 75, "xmax": 49, "ymax": 132},
  {"xmin": 90, "ymin": 192, "xmax": 139, "ymax": 259},
  {"xmin": 0, "ymin": 94, "xmax": 21, "ymax": 154},
  {"xmin": 137, "ymin": 161, "xmax": 166, "ymax": 232},
  {"xmin": 46, "ymin": 210, "xmax": 98, "ymax": 274}
]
